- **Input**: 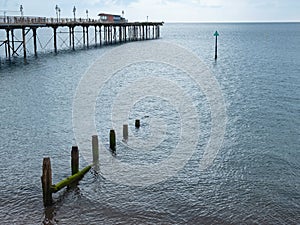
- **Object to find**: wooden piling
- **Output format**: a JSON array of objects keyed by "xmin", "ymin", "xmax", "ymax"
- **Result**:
[
  {"xmin": 109, "ymin": 129, "xmax": 116, "ymax": 152},
  {"xmin": 135, "ymin": 119, "xmax": 140, "ymax": 129},
  {"xmin": 86, "ymin": 26, "xmax": 89, "ymax": 48},
  {"xmin": 71, "ymin": 27, "xmax": 75, "ymax": 50},
  {"xmin": 6, "ymin": 29, "xmax": 10, "ymax": 60},
  {"xmin": 82, "ymin": 26, "xmax": 85, "ymax": 47},
  {"xmin": 22, "ymin": 27, "xmax": 26, "ymax": 59},
  {"xmin": 41, "ymin": 157, "xmax": 53, "ymax": 207},
  {"xmin": 53, "ymin": 27, "xmax": 57, "ymax": 53},
  {"xmin": 94, "ymin": 26, "xmax": 97, "ymax": 46},
  {"xmin": 99, "ymin": 25, "xmax": 102, "ymax": 46},
  {"xmin": 32, "ymin": 28, "xmax": 37, "ymax": 57},
  {"xmin": 124, "ymin": 26, "xmax": 127, "ymax": 42},
  {"xmin": 11, "ymin": 29, "xmax": 15, "ymax": 55},
  {"xmin": 123, "ymin": 124, "xmax": 129, "ymax": 140},
  {"xmin": 69, "ymin": 27, "xmax": 72, "ymax": 48},
  {"xmin": 92, "ymin": 135, "xmax": 99, "ymax": 165},
  {"xmin": 71, "ymin": 146, "xmax": 79, "ymax": 175}
]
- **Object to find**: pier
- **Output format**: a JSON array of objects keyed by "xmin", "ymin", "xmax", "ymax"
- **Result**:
[{"xmin": 0, "ymin": 16, "xmax": 163, "ymax": 60}]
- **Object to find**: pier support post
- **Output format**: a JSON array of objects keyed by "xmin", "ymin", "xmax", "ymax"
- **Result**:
[
  {"xmin": 72, "ymin": 27, "xmax": 75, "ymax": 50},
  {"xmin": 11, "ymin": 29, "xmax": 15, "ymax": 55},
  {"xmin": 69, "ymin": 27, "xmax": 72, "ymax": 48},
  {"xmin": 142, "ymin": 25, "xmax": 145, "ymax": 40},
  {"xmin": 41, "ymin": 157, "xmax": 53, "ymax": 207},
  {"xmin": 114, "ymin": 26, "xmax": 117, "ymax": 44},
  {"xmin": 22, "ymin": 27, "xmax": 27, "ymax": 59},
  {"xmin": 94, "ymin": 26, "xmax": 97, "ymax": 47},
  {"xmin": 86, "ymin": 26, "xmax": 89, "ymax": 48},
  {"xmin": 104, "ymin": 26, "xmax": 107, "ymax": 45},
  {"xmin": 32, "ymin": 28, "xmax": 37, "ymax": 57},
  {"xmin": 110, "ymin": 26, "xmax": 113, "ymax": 44},
  {"xmin": 6, "ymin": 29, "xmax": 10, "ymax": 60},
  {"xmin": 53, "ymin": 27, "xmax": 57, "ymax": 53},
  {"xmin": 152, "ymin": 25, "xmax": 154, "ymax": 39},
  {"xmin": 119, "ymin": 26, "xmax": 122, "ymax": 43},
  {"xmin": 146, "ymin": 25, "xmax": 148, "ymax": 40},
  {"xmin": 124, "ymin": 26, "xmax": 127, "ymax": 42},
  {"xmin": 92, "ymin": 135, "xmax": 99, "ymax": 165},
  {"xmin": 99, "ymin": 26, "xmax": 102, "ymax": 46},
  {"xmin": 71, "ymin": 146, "xmax": 79, "ymax": 175},
  {"xmin": 109, "ymin": 129, "xmax": 116, "ymax": 152},
  {"xmin": 82, "ymin": 26, "xmax": 86, "ymax": 47}
]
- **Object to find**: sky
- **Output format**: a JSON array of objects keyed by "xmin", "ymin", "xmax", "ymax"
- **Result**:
[{"xmin": 1, "ymin": 0, "xmax": 299, "ymax": 22}]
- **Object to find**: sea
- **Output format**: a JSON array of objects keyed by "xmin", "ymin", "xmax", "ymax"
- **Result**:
[{"xmin": 0, "ymin": 23, "xmax": 299, "ymax": 224}]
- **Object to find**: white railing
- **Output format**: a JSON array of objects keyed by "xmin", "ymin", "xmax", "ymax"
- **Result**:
[{"xmin": 0, "ymin": 16, "xmax": 102, "ymax": 24}]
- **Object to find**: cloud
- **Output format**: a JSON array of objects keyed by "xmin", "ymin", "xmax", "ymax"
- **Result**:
[
  {"xmin": 0, "ymin": 0, "xmax": 299, "ymax": 22},
  {"xmin": 191, "ymin": 0, "xmax": 222, "ymax": 8}
]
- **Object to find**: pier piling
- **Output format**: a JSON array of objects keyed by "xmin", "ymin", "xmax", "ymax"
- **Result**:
[{"xmin": 22, "ymin": 28, "xmax": 26, "ymax": 59}]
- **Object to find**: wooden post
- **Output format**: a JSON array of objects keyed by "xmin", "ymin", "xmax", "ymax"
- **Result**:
[
  {"xmin": 135, "ymin": 119, "xmax": 140, "ymax": 129},
  {"xmin": 72, "ymin": 27, "xmax": 75, "ymax": 50},
  {"xmin": 109, "ymin": 129, "xmax": 116, "ymax": 152},
  {"xmin": 32, "ymin": 28, "xmax": 37, "ymax": 57},
  {"xmin": 123, "ymin": 124, "xmax": 128, "ymax": 140},
  {"xmin": 11, "ymin": 29, "xmax": 15, "ymax": 55},
  {"xmin": 146, "ymin": 25, "xmax": 148, "ymax": 40},
  {"xmin": 114, "ymin": 26, "xmax": 117, "ymax": 44},
  {"xmin": 124, "ymin": 25, "xmax": 127, "ymax": 42},
  {"xmin": 110, "ymin": 26, "xmax": 113, "ymax": 44},
  {"xmin": 82, "ymin": 26, "xmax": 85, "ymax": 47},
  {"xmin": 92, "ymin": 135, "xmax": 99, "ymax": 165},
  {"xmin": 22, "ymin": 27, "xmax": 27, "ymax": 59},
  {"xmin": 71, "ymin": 146, "xmax": 79, "ymax": 175},
  {"xmin": 152, "ymin": 25, "xmax": 154, "ymax": 39},
  {"xmin": 94, "ymin": 26, "xmax": 97, "ymax": 47},
  {"xmin": 53, "ymin": 27, "xmax": 57, "ymax": 54},
  {"xmin": 69, "ymin": 26, "xmax": 72, "ymax": 48},
  {"xmin": 6, "ymin": 29, "xmax": 10, "ymax": 60},
  {"xmin": 86, "ymin": 26, "xmax": 89, "ymax": 48},
  {"xmin": 99, "ymin": 25, "xmax": 102, "ymax": 46},
  {"xmin": 41, "ymin": 157, "xmax": 53, "ymax": 207},
  {"xmin": 119, "ymin": 26, "xmax": 122, "ymax": 43}
]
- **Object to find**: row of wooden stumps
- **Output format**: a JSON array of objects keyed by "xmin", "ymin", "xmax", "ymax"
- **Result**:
[
  {"xmin": 41, "ymin": 119, "xmax": 141, "ymax": 207},
  {"xmin": 41, "ymin": 142, "xmax": 98, "ymax": 207},
  {"xmin": 110, "ymin": 119, "xmax": 141, "ymax": 152}
]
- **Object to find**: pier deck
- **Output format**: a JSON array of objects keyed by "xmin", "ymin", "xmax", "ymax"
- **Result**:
[{"xmin": 0, "ymin": 16, "xmax": 163, "ymax": 60}]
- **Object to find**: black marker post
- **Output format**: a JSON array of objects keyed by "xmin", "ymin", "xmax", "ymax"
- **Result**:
[{"xmin": 214, "ymin": 31, "xmax": 219, "ymax": 60}]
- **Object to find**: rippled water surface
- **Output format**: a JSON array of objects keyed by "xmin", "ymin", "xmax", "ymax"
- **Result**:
[{"xmin": 0, "ymin": 23, "xmax": 299, "ymax": 224}]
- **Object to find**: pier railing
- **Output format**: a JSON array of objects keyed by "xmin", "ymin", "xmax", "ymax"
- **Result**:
[{"xmin": 0, "ymin": 16, "xmax": 134, "ymax": 25}]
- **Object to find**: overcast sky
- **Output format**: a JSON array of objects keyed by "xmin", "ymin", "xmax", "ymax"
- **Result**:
[{"xmin": 1, "ymin": 0, "xmax": 299, "ymax": 22}]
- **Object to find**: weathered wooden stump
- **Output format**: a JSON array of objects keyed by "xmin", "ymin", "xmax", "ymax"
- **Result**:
[
  {"xmin": 41, "ymin": 157, "xmax": 52, "ymax": 207},
  {"xmin": 71, "ymin": 146, "xmax": 79, "ymax": 175},
  {"xmin": 135, "ymin": 119, "xmax": 140, "ymax": 128},
  {"xmin": 109, "ymin": 129, "xmax": 116, "ymax": 152},
  {"xmin": 92, "ymin": 135, "xmax": 99, "ymax": 165},
  {"xmin": 123, "ymin": 124, "xmax": 128, "ymax": 140}
]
